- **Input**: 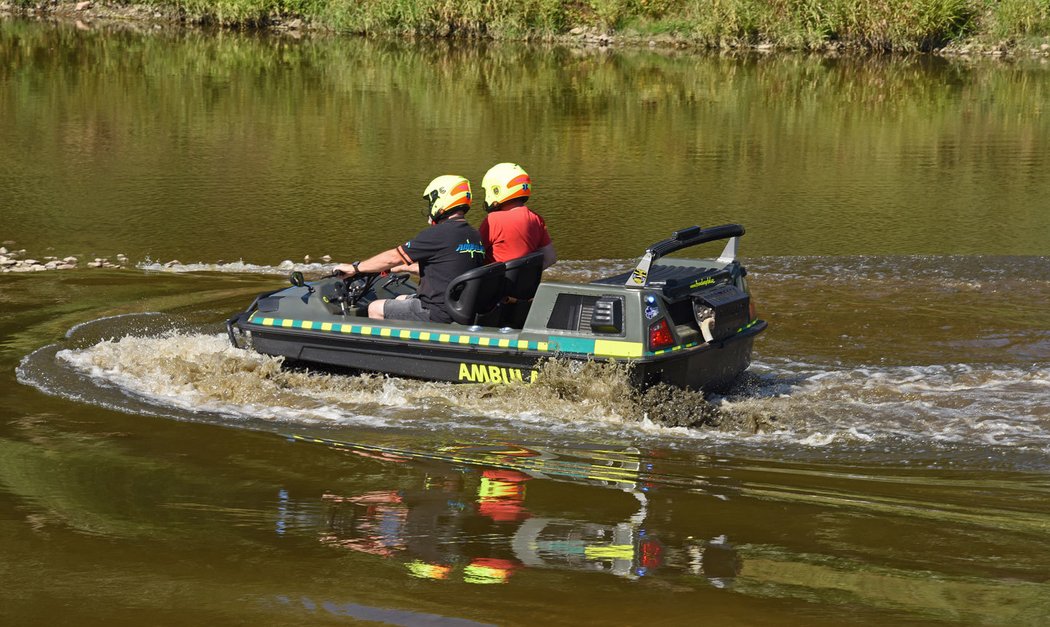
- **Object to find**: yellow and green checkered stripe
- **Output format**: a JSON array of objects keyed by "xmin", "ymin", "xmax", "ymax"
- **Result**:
[
  {"xmin": 650, "ymin": 341, "xmax": 701, "ymax": 356},
  {"xmin": 248, "ymin": 314, "xmax": 760, "ymax": 358},
  {"xmin": 249, "ymin": 314, "xmax": 550, "ymax": 352}
]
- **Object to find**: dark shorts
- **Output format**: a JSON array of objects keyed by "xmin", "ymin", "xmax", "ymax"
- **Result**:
[{"xmin": 382, "ymin": 296, "xmax": 432, "ymax": 322}]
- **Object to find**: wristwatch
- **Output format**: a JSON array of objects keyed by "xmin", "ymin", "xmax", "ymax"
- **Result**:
[{"xmin": 351, "ymin": 261, "xmax": 361, "ymax": 274}]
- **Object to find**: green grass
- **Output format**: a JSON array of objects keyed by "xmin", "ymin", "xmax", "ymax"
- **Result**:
[
  {"xmin": 31, "ymin": 0, "xmax": 1050, "ymax": 49},
  {"xmin": 990, "ymin": 0, "xmax": 1050, "ymax": 38}
]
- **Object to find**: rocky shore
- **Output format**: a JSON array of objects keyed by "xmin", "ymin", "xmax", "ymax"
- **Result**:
[
  {"xmin": 3, "ymin": 0, "xmax": 1050, "ymax": 57},
  {"xmin": 0, "ymin": 0, "xmax": 182, "ymax": 30},
  {"xmin": 0, "ymin": 241, "xmax": 340, "ymax": 274},
  {"xmin": 0, "ymin": 243, "xmax": 129, "ymax": 272},
  {"xmin": 563, "ymin": 25, "xmax": 1050, "ymax": 58}
]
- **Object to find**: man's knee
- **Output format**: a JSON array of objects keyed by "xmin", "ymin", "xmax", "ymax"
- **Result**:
[
  {"xmin": 368, "ymin": 299, "xmax": 386, "ymax": 319},
  {"xmin": 379, "ymin": 295, "xmax": 431, "ymax": 322}
]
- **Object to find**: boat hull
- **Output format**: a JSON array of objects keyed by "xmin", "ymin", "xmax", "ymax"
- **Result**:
[{"xmin": 232, "ymin": 311, "xmax": 765, "ymax": 392}]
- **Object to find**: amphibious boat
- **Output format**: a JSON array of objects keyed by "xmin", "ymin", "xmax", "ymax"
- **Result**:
[{"xmin": 226, "ymin": 224, "xmax": 766, "ymax": 391}]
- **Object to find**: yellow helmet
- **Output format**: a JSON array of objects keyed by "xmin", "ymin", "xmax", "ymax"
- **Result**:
[
  {"xmin": 481, "ymin": 163, "xmax": 531, "ymax": 211},
  {"xmin": 423, "ymin": 175, "xmax": 472, "ymax": 223}
]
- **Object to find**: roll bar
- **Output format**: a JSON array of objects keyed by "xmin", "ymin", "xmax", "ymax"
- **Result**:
[{"xmin": 625, "ymin": 224, "xmax": 745, "ymax": 288}]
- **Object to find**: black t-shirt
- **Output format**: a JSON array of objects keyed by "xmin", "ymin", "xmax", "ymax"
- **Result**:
[{"xmin": 397, "ymin": 218, "xmax": 485, "ymax": 323}]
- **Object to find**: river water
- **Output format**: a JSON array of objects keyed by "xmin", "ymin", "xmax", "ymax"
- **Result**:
[{"xmin": 3, "ymin": 18, "xmax": 1050, "ymax": 625}]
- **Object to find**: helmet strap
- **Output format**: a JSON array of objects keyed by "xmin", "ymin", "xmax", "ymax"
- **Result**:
[{"xmin": 431, "ymin": 207, "xmax": 466, "ymax": 224}]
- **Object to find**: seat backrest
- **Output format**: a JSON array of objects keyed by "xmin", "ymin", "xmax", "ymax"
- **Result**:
[
  {"xmin": 444, "ymin": 262, "xmax": 507, "ymax": 325},
  {"xmin": 503, "ymin": 251, "xmax": 545, "ymax": 301}
]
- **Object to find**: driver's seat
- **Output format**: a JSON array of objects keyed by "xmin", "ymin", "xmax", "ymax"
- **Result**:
[{"xmin": 444, "ymin": 262, "xmax": 507, "ymax": 326}]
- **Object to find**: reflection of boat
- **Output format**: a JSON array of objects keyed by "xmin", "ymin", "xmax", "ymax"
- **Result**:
[
  {"xmin": 317, "ymin": 462, "xmax": 661, "ymax": 583},
  {"xmin": 303, "ymin": 439, "xmax": 740, "ymax": 585},
  {"xmin": 438, "ymin": 442, "xmax": 645, "ymax": 492},
  {"xmin": 510, "ymin": 490, "xmax": 658, "ymax": 580},
  {"xmin": 312, "ymin": 458, "xmax": 744, "ymax": 585},
  {"xmin": 227, "ymin": 224, "xmax": 766, "ymax": 391}
]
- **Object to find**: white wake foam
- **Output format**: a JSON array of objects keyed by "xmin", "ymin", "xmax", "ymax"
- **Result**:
[{"xmin": 31, "ymin": 327, "xmax": 1050, "ymax": 452}]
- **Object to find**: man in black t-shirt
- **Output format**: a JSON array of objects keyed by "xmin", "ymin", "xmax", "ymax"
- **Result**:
[{"xmin": 335, "ymin": 175, "xmax": 485, "ymax": 323}]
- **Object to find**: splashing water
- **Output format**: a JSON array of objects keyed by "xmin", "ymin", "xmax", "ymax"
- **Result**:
[
  {"xmin": 23, "ymin": 326, "xmax": 1050, "ymax": 452},
  {"xmin": 51, "ymin": 332, "xmax": 718, "ymax": 435}
]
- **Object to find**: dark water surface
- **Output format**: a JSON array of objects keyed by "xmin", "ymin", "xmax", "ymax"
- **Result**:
[{"xmin": 3, "ymin": 18, "xmax": 1050, "ymax": 625}]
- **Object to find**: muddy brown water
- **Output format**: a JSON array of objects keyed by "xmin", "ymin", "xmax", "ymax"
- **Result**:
[{"xmin": 3, "ymin": 18, "xmax": 1050, "ymax": 625}]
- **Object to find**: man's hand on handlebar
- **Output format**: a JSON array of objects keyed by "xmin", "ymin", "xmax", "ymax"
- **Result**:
[{"xmin": 334, "ymin": 261, "xmax": 360, "ymax": 277}]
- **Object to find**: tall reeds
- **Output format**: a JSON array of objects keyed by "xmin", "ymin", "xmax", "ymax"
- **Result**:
[{"xmin": 25, "ymin": 0, "xmax": 1050, "ymax": 49}]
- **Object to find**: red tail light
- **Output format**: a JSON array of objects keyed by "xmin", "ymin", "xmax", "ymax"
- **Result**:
[{"xmin": 648, "ymin": 318, "xmax": 675, "ymax": 350}]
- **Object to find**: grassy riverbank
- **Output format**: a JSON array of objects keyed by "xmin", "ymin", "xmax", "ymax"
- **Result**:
[{"xmin": 5, "ymin": 0, "xmax": 1050, "ymax": 52}]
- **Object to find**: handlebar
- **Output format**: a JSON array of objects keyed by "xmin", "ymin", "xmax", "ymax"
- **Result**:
[{"xmin": 625, "ymin": 223, "xmax": 746, "ymax": 289}]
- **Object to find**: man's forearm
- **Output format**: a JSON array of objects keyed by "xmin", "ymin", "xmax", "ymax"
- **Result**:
[{"xmin": 335, "ymin": 248, "xmax": 406, "ymax": 275}]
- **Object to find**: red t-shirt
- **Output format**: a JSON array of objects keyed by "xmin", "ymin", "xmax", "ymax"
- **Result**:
[{"xmin": 479, "ymin": 205, "xmax": 552, "ymax": 263}]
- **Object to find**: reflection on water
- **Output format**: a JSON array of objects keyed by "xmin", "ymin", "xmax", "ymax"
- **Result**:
[
  {"xmin": 1, "ymin": 20, "xmax": 1049, "ymax": 263},
  {"xmin": 302, "ymin": 441, "xmax": 731, "ymax": 585},
  {"xmin": 3, "ymin": 386, "xmax": 1050, "ymax": 623},
  {"xmin": 257, "ymin": 436, "xmax": 1050, "ymax": 624},
  {"xmin": 272, "ymin": 595, "xmax": 496, "ymax": 626}
]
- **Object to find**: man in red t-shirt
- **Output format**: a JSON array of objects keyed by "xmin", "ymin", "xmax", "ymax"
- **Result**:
[{"xmin": 478, "ymin": 163, "xmax": 557, "ymax": 268}]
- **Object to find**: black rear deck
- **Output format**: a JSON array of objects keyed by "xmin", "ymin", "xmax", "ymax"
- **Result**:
[{"xmin": 591, "ymin": 263, "xmax": 730, "ymax": 295}]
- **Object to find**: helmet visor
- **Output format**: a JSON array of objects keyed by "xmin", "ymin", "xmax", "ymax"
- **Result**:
[{"xmin": 423, "ymin": 189, "xmax": 440, "ymax": 219}]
